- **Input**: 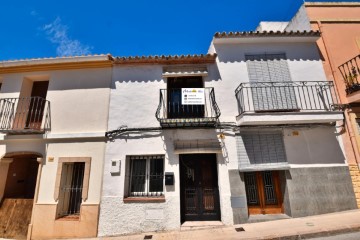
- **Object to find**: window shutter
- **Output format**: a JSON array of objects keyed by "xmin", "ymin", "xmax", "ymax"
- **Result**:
[
  {"xmin": 236, "ymin": 132, "xmax": 287, "ymax": 170},
  {"xmin": 245, "ymin": 53, "xmax": 297, "ymax": 111}
]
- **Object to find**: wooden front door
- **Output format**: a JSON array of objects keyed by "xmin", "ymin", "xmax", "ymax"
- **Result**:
[
  {"xmin": 180, "ymin": 154, "xmax": 221, "ymax": 222},
  {"xmin": 244, "ymin": 171, "xmax": 283, "ymax": 215},
  {"xmin": 1, "ymin": 156, "xmax": 39, "ymax": 238}
]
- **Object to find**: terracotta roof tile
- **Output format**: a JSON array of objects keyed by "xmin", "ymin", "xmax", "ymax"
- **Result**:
[
  {"xmin": 0, "ymin": 54, "xmax": 113, "ymax": 66},
  {"xmin": 113, "ymin": 54, "xmax": 217, "ymax": 65},
  {"xmin": 214, "ymin": 30, "xmax": 320, "ymax": 38}
]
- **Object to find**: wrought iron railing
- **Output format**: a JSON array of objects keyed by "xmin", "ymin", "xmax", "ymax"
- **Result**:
[
  {"xmin": 235, "ymin": 81, "xmax": 338, "ymax": 115},
  {"xmin": 338, "ymin": 55, "xmax": 360, "ymax": 95},
  {"xmin": 156, "ymin": 87, "xmax": 220, "ymax": 128},
  {"xmin": 0, "ymin": 97, "xmax": 51, "ymax": 133}
]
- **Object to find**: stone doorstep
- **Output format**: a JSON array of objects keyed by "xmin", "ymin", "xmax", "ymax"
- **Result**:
[{"xmin": 180, "ymin": 221, "xmax": 225, "ymax": 232}]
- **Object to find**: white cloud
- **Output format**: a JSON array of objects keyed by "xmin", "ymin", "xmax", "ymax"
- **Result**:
[
  {"xmin": 30, "ymin": 10, "xmax": 38, "ymax": 16},
  {"xmin": 43, "ymin": 17, "xmax": 92, "ymax": 56}
]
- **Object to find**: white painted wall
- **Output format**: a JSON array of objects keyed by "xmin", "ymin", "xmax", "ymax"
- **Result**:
[
  {"xmin": 100, "ymin": 38, "xmax": 346, "ymax": 236},
  {"xmin": 285, "ymin": 5, "xmax": 312, "ymax": 32},
  {"xmin": 212, "ymin": 41, "xmax": 328, "ymax": 117},
  {"xmin": 100, "ymin": 62, "xmax": 239, "ymax": 235},
  {"xmin": 283, "ymin": 126, "xmax": 346, "ymax": 165},
  {"xmin": 99, "ymin": 129, "xmax": 235, "ymax": 236},
  {"xmin": 255, "ymin": 21, "xmax": 289, "ymax": 32}
]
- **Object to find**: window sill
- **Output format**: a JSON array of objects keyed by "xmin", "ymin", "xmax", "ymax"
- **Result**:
[
  {"xmin": 56, "ymin": 215, "xmax": 80, "ymax": 221},
  {"xmin": 123, "ymin": 196, "xmax": 166, "ymax": 203}
]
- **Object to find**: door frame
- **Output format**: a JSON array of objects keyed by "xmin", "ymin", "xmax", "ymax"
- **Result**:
[
  {"xmin": 179, "ymin": 153, "xmax": 221, "ymax": 222},
  {"xmin": 245, "ymin": 171, "xmax": 284, "ymax": 215},
  {"xmin": 167, "ymin": 77, "xmax": 204, "ymax": 119},
  {"xmin": 0, "ymin": 152, "xmax": 43, "ymax": 239}
]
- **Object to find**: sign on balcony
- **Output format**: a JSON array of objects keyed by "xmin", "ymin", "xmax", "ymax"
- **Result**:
[{"xmin": 181, "ymin": 88, "xmax": 205, "ymax": 105}]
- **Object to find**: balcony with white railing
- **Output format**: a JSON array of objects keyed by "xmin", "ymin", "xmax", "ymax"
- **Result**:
[{"xmin": 235, "ymin": 81, "xmax": 343, "ymax": 125}]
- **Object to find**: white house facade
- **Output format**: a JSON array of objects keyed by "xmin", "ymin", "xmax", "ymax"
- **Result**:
[
  {"xmin": 98, "ymin": 31, "xmax": 357, "ymax": 237},
  {"xmin": 211, "ymin": 31, "xmax": 356, "ymax": 222}
]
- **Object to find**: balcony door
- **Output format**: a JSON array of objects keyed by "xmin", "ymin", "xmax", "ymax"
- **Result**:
[
  {"xmin": 245, "ymin": 53, "xmax": 297, "ymax": 111},
  {"xmin": 167, "ymin": 77, "xmax": 204, "ymax": 118},
  {"xmin": 244, "ymin": 171, "xmax": 283, "ymax": 215},
  {"xmin": 25, "ymin": 81, "xmax": 49, "ymax": 129}
]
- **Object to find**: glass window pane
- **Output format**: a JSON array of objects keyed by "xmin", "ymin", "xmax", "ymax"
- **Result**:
[
  {"xmin": 149, "ymin": 158, "xmax": 164, "ymax": 193},
  {"xmin": 130, "ymin": 159, "xmax": 146, "ymax": 194}
]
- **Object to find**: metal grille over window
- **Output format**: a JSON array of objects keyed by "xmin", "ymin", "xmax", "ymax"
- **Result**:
[
  {"xmin": 129, "ymin": 155, "xmax": 164, "ymax": 197},
  {"xmin": 58, "ymin": 162, "xmax": 85, "ymax": 217},
  {"xmin": 236, "ymin": 132, "xmax": 289, "ymax": 170},
  {"xmin": 244, "ymin": 172, "xmax": 259, "ymax": 205},
  {"xmin": 263, "ymin": 171, "xmax": 277, "ymax": 204}
]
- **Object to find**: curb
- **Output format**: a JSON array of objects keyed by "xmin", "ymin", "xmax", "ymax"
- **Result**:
[{"xmin": 260, "ymin": 224, "xmax": 360, "ymax": 240}]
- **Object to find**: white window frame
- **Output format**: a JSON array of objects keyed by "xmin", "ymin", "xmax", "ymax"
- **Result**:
[{"xmin": 127, "ymin": 155, "xmax": 164, "ymax": 197}]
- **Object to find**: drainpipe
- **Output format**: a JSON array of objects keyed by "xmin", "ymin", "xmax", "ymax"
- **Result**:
[
  {"xmin": 27, "ymin": 157, "xmax": 44, "ymax": 240},
  {"xmin": 316, "ymin": 20, "xmax": 360, "ymax": 168}
]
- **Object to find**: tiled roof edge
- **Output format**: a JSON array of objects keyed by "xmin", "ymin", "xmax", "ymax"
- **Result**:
[
  {"xmin": 214, "ymin": 30, "xmax": 320, "ymax": 38},
  {"xmin": 0, "ymin": 54, "xmax": 113, "ymax": 66},
  {"xmin": 304, "ymin": 2, "xmax": 360, "ymax": 7},
  {"xmin": 113, "ymin": 53, "xmax": 217, "ymax": 64}
]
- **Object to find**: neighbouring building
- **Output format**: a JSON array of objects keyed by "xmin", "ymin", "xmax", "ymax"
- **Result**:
[
  {"xmin": 0, "ymin": 55, "xmax": 112, "ymax": 239},
  {"xmin": 98, "ymin": 30, "xmax": 357, "ymax": 237},
  {"xmin": 258, "ymin": 1, "xmax": 360, "ymax": 208}
]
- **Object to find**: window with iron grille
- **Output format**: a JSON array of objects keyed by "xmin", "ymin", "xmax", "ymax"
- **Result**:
[
  {"xmin": 57, "ymin": 162, "xmax": 85, "ymax": 217},
  {"xmin": 128, "ymin": 155, "xmax": 164, "ymax": 197}
]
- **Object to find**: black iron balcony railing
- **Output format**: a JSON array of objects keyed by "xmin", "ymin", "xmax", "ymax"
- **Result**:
[
  {"xmin": 235, "ymin": 81, "xmax": 338, "ymax": 115},
  {"xmin": 156, "ymin": 87, "xmax": 220, "ymax": 128},
  {"xmin": 338, "ymin": 54, "xmax": 360, "ymax": 95},
  {"xmin": 0, "ymin": 97, "xmax": 51, "ymax": 134}
]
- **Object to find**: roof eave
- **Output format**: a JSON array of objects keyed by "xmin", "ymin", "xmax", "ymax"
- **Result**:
[{"xmin": 113, "ymin": 54, "xmax": 217, "ymax": 65}]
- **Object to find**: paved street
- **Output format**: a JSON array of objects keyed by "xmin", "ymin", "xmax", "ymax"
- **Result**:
[
  {"xmin": 310, "ymin": 231, "xmax": 360, "ymax": 240},
  {"xmin": 63, "ymin": 210, "xmax": 360, "ymax": 240}
]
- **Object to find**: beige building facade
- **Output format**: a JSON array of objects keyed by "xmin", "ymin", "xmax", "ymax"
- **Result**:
[{"xmin": 0, "ymin": 55, "xmax": 112, "ymax": 239}]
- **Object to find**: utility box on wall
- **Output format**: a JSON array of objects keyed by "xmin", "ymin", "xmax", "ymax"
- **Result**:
[
  {"xmin": 110, "ymin": 160, "xmax": 121, "ymax": 174},
  {"xmin": 165, "ymin": 172, "xmax": 174, "ymax": 185}
]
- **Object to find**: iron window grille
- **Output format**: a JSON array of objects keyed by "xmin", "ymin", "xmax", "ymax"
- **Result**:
[
  {"xmin": 129, "ymin": 155, "xmax": 164, "ymax": 197},
  {"xmin": 57, "ymin": 162, "xmax": 85, "ymax": 217}
]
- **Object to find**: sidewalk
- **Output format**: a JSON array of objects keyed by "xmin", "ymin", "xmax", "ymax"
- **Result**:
[{"xmin": 82, "ymin": 210, "xmax": 360, "ymax": 240}]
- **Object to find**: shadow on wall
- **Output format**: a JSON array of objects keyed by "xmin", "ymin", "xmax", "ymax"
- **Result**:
[
  {"xmin": 106, "ymin": 130, "xmax": 163, "ymax": 142},
  {"xmin": 112, "ymin": 65, "xmax": 163, "ymax": 88},
  {"xmin": 111, "ymin": 63, "xmax": 222, "ymax": 89},
  {"xmin": 214, "ymin": 42, "xmax": 322, "ymax": 63},
  {"xmin": 161, "ymin": 129, "xmax": 223, "ymax": 166},
  {"xmin": 0, "ymin": 69, "xmax": 113, "ymax": 95}
]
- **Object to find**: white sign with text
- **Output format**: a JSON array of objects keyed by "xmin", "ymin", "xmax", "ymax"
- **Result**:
[{"xmin": 181, "ymin": 88, "xmax": 205, "ymax": 105}]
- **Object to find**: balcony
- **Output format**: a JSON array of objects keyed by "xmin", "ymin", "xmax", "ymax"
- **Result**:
[
  {"xmin": 235, "ymin": 81, "xmax": 343, "ymax": 126},
  {"xmin": 156, "ymin": 88, "xmax": 220, "ymax": 128},
  {"xmin": 338, "ymin": 54, "xmax": 360, "ymax": 102},
  {"xmin": 0, "ymin": 97, "xmax": 51, "ymax": 134}
]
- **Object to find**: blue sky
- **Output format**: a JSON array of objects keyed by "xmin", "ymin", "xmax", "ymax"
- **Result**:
[{"xmin": 0, "ymin": 0, "xmax": 356, "ymax": 60}]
